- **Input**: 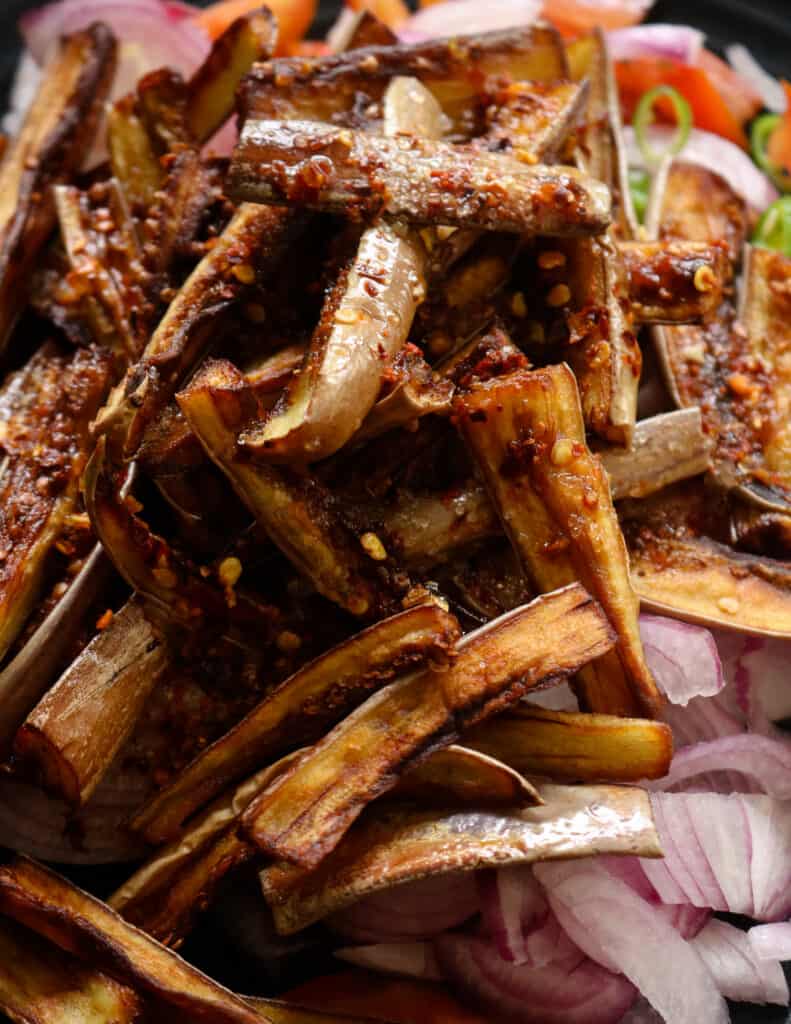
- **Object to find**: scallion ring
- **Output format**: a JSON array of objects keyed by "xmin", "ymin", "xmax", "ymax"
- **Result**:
[{"xmin": 633, "ymin": 85, "xmax": 693, "ymax": 167}]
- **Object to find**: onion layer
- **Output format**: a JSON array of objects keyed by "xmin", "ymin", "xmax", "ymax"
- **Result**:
[{"xmin": 639, "ymin": 615, "xmax": 723, "ymax": 706}]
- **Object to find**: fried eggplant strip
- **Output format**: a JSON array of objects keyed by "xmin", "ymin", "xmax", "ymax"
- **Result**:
[
  {"xmin": 240, "ymin": 26, "xmax": 567, "ymax": 132},
  {"xmin": 0, "ymin": 24, "xmax": 117, "ymax": 353},
  {"xmin": 241, "ymin": 78, "xmax": 436, "ymax": 463},
  {"xmin": 0, "ymin": 856, "xmax": 273, "ymax": 1024},
  {"xmin": 0, "ymin": 543, "xmax": 112, "ymax": 756},
  {"xmin": 0, "ymin": 344, "xmax": 112, "ymax": 665},
  {"xmin": 261, "ymin": 784, "xmax": 660, "ymax": 934},
  {"xmin": 84, "ymin": 437, "xmax": 275, "ymax": 636},
  {"xmin": 96, "ymin": 202, "xmax": 303, "ymax": 459},
  {"xmin": 242, "ymin": 584, "xmax": 614, "ymax": 869},
  {"xmin": 14, "ymin": 599, "xmax": 168, "ymax": 807},
  {"xmin": 329, "ymin": 8, "xmax": 397, "ymax": 51},
  {"xmin": 132, "ymin": 604, "xmax": 461, "ymax": 844},
  {"xmin": 619, "ymin": 240, "xmax": 727, "ymax": 324},
  {"xmin": 464, "ymin": 706, "xmax": 672, "ymax": 783},
  {"xmin": 456, "ymin": 365, "xmax": 661, "ymax": 717},
  {"xmin": 107, "ymin": 94, "xmax": 163, "ymax": 212},
  {"xmin": 229, "ymin": 120, "xmax": 611, "ymax": 236},
  {"xmin": 178, "ymin": 360, "xmax": 395, "ymax": 617},
  {"xmin": 478, "ymin": 79, "xmax": 586, "ymax": 162},
  {"xmin": 187, "ymin": 8, "xmax": 277, "ymax": 144},
  {"xmin": 0, "ymin": 916, "xmax": 141, "ymax": 1024}
]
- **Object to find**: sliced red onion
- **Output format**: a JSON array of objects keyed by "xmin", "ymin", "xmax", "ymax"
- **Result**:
[
  {"xmin": 716, "ymin": 631, "xmax": 791, "ymax": 728},
  {"xmin": 749, "ymin": 923, "xmax": 791, "ymax": 962},
  {"xmin": 397, "ymin": 0, "xmax": 542, "ymax": 43},
  {"xmin": 620, "ymin": 999, "xmax": 664, "ymax": 1024},
  {"xmin": 640, "ymin": 615, "xmax": 723, "ymax": 706},
  {"xmin": 725, "ymin": 43, "xmax": 786, "ymax": 114},
  {"xmin": 625, "ymin": 126, "xmax": 779, "ymax": 211},
  {"xmin": 20, "ymin": 0, "xmax": 210, "ymax": 100},
  {"xmin": 651, "ymin": 734, "xmax": 791, "ymax": 799},
  {"xmin": 641, "ymin": 793, "xmax": 791, "ymax": 921},
  {"xmin": 534, "ymin": 860, "xmax": 729, "ymax": 1024},
  {"xmin": 435, "ymin": 930, "xmax": 636, "ymax": 1024},
  {"xmin": 692, "ymin": 919, "xmax": 789, "ymax": 1006},
  {"xmin": 328, "ymin": 874, "xmax": 479, "ymax": 943},
  {"xmin": 335, "ymin": 942, "xmax": 443, "ymax": 981},
  {"xmin": 608, "ymin": 24, "xmax": 704, "ymax": 64},
  {"xmin": 478, "ymin": 866, "xmax": 547, "ymax": 964}
]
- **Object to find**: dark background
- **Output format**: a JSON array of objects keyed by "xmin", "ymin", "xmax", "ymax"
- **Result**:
[{"xmin": 0, "ymin": 0, "xmax": 790, "ymax": 1021}]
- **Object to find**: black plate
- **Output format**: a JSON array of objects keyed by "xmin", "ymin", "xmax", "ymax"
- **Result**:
[{"xmin": 0, "ymin": 1, "xmax": 789, "ymax": 1021}]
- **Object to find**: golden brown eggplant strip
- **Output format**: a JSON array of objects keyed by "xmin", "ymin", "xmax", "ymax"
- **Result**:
[
  {"xmin": 397, "ymin": 745, "xmax": 540, "ymax": 807},
  {"xmin": 456, "ymin": 365, "xmax": 660, "ymax": 717},
  {"xmin": 132, "ymin": 603, "xmax": 461, "ymax": 844},
  {"xmin": 242, "ymin": 584, "xmax": 614, "ymax": 869},
  {"xmin": 240, "ymin": 26, "xmax": 567, "ymax": 132},
  {"xmin": 0, "ymin": 24, "xmax": 117, "ymax": 353},
  {"xmin": 382, "ymin": 407, "xmax": 709, "ymax": 569},
  {"xmin": 83, "ymin": 437, "xmax": 276, "ymax": 637},
  {"xmin": 240, "ymin": 78, "xmax": 435, "ymax": 463},
  {"xmin": 329, "ymin": 8, "xmax": 397, "ymax": 51},
  {"xmin": 478, "ymin": 79, "xmax": 586, "ymax": 162},
  {"xmin": 464, "ymin": 705, "xmax": 672, "ymax": 783},
  {"xmin": 0, "ymin": 856, "xmax": 273, "ymax": 1024},
  {"xmin": 107, "ymin": 93, "xmax": 163, "ymax": 211},
  {"xmin": 187, "ymin": 8, "xmax": 276, "ymax": 144},
  {"xmin": 178, "ymin": 360, "xmax": 396, "ymax": 617},
  {"xmin": 0, "ymin": 916, "xmax": 141, "ymax": 1024},
  {"xmin": 620, "ymin": 240, "xmax": 728, "ymax": 324},
  {"xmin": 261, "ymin": 784, "xmax": 660, "ymax": 934},
  {"xmin": 0, "ymin": 344, "xmax": 112, "ymax": 665},
  {"xmin": 96, "ymin": 202, "xmax": 303, "ymax": 460},
  {"xmin": 14, "ymin": 599, "xmax": 168, "ymax": 807},
  {"xmin": 230, "ymin": 120, "xmax": 611, "ymax": 236}
]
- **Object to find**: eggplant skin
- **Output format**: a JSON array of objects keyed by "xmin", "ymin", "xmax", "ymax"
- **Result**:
[{"xmin": 0, "ymin": 25, "xmax": 118, "ymax": 354}]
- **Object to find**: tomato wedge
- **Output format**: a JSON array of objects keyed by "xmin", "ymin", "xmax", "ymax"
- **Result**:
[
  {"xmin": 767, "ymin": 81, "xmax": 791, "ymax": 175},
  {"xmin": 285, "ymin": 970, "xmax": 487, "ymax": 1023},
  {"xmin": 698, "ymin": 49, "xmax": 762, "ymax": 126},
  {"xmin": 615, "ymin": 58, "xmax": 749, "ymax": 148},
  {"xmin": 541, "ymin": 0, "xmax": 653, "ymax": 36},
  {"xmin": 195, "ymin": 0, "xmax": 317, "ymax": 48}
]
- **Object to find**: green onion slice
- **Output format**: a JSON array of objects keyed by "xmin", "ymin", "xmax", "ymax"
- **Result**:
[
  {"xmin": 628, "ymin": 167, "xmax": 650, "ymax": 224},
  {"xmin": 633, "ymin": 85, "xmax": 693, "ymax": 167}
]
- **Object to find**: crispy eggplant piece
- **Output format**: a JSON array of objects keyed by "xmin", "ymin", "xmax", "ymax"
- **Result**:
[
  {"xmin": 230, "ymin": 119, "xmax": 611, "ymax": 236},
  {"xmin": 619, "ymin": 240, "xmax": 728, "ymax": 324},
  {"xmin": 96, "ymin": 202, "xmax": 303, "ymax": 459},
  {"xmin": 650, "ymin": 159, "xmax": 749, "ymax": 262},
  {"xmin": 242, "ymin": 584, "xmax": 614, "ymax": 869},
  {"xmin": 0, "ymin": 344, "xmax": 112, "ymax": 665},
  {"xmin": 329, "ymin": 8, "xmax": 397, "ymax": 51},
  {"xmin": 54, "ymin": 183, "xmax": 151, "ymax": 360},
  {"xmin": 398, "ymin": 745, "xmax": 540, "ymax": 807},
  {"xmin": 456, "ymin": 365, "xmax": 661, "ymax": 717},
  {"xmin": 187, "ymin": 8, "xmax": 276, "ymax": 144},
  {"xmin": 132, "ymin": 604, "xmax": 461, "ymax": 844},
  {"xmin": 352, "ymin": 348, "xmax": 454, "ymax": 445},
  {"xmin": 240, "ymin": 26, "xmax": 567, "ymax": 134},
  {"xmin": 83, "ymin": 437, "xmax": 275, "ymax": 638},
  {"xmin": 0, "ymin": 24, "xmax": 117, "ymax": 353},
  {"xmin": 0, "ymin": 855, "xmax": 272, "ymax": 1024},
  {"xmin": 178, "ymin": 359, "xmax": 398, "ymax": 617},
  {"xmin": 623, "ymin": 484, "xmax": 791, "ymax": 637},
  {"xmin": 0, "ymin": 543, "xmax": 112, "ymax": 756},
  {"xmin": 261, "ymin": 783, "xmax": 660, "ymax": 934},
  {"xmin": 113, "ymin": 756, "xmax": 301, "ymax": 945},
  {"xmin": 0, "ymin": 916, "xmax": 141, "ymax": 1024},
  {"xmin": 14, "ymin": 599, "xmax": 168, "ymax": 807},
  {"xmin": 598, "ymin": 407, "xmax": 711, "ymax": 500},
  {"xmin": 107, "ymin": 93, "xmax": 163, "ymax": 212},
  {"xmin": 464, "ymin": 706, "xmax": 672, "ymax": 783},
  {"xmin": 479, "ymin": 79, "xmax": 586, "ymax": 162}
]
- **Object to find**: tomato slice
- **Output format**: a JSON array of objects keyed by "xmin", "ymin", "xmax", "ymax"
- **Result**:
[
  {"xmin": 284, "ymin": 970, "xmax": 487, "ymax": 1023},
  {"xmin": 195, "ymin": 0, "xmax": 317, "ymax": 48},
  {"xmin": 767, "ymin": 81, "xmax": 791, "ymax": 175},
  {"xmin": 347, "ymin": 0, "xmax": 410, "ymax": 28},
  {"xmin": 541, "ymin": 0, "xmax": 653, "ymax": 36},
  {"xmin": 615, "ymin": 58, "xmax": 748, "ymax": 148},
  {"xmin": 698, "ymin": 49, "xmax": 762, "ymax": 126}
]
